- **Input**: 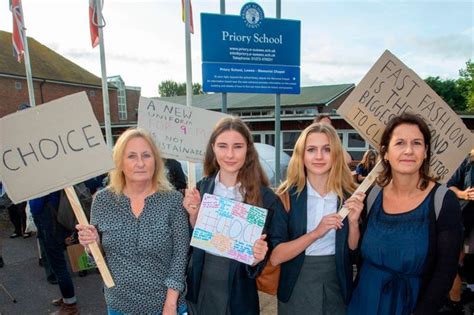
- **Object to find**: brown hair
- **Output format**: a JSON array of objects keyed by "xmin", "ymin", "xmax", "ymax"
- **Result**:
[
  {"xmin": 108, "ymin": 128, "xmax": 172, "ymax": 194},
  {"xmin": 313, "ymin": 114, "xmax": 332, "ymax": 124},
  {"xmin": 203, "ymin": 117, "xmax": 269, "ymax": 206},
  {"xmin": 360, "ymin": 149, "xmax": 378, "ymax": 173},
  {"xmin": 378, "ymin": 113, "xmax": 435, "ymax": 190},
  {"xmin": 278, "ymin": 123, "xmax": 356, "ymax": 202}
]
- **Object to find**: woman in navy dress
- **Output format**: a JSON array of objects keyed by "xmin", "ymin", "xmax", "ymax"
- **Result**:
[{"xmin": 347, "ymin": 113, "xmax": 463, "ymax": 314}]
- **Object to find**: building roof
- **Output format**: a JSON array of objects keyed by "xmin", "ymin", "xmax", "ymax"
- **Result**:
[
  {"xmin": 154, "ymin": 83, "xmax": 355, "ymax": 110},
  {"xmin": 0, "ymin": 31, "xmax": 101, "ymax": 86}
]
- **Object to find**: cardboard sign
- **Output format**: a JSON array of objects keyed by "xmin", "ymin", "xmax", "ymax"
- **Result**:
[
  {"xmin": 337, "ymin": 50, "xmax": 474, "ymax": 182},
  {"xmin": 190, "ymin": 193, "xmax": 267, "ymax": 265},
  {"xmin": 0, "ymin": 92, "xmax": 114, "ymax": 203},
  {"xmin": 137, "ymin": 97, "xmax": 228, "ymax": 163}
]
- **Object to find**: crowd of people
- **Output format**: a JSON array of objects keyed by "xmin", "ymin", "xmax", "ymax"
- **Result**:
[{"xmin": 1, "ymin": 112, "xmax": 473, "ymax": 315}]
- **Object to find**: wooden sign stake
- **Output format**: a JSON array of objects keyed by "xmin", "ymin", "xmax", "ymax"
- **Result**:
[
  {"xmin": 64, "ymin": 186, "xmax": 115, "ymax": 288},
  {"xmin": 339, "ymin": 160, "xmax": 383, "ymax": 219}
]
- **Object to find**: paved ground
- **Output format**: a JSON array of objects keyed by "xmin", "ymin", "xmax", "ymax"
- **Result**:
[
  {"xmin": 0, "ymin": 212, "xmax": 277, "ymax": 315},
  {"xmin": 0, "ymin": 213, "xmax": 106, "ymax": 315}
]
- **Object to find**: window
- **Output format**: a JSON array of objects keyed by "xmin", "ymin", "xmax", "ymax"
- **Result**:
[
  {"xmin": 265, "ymin": 134, "xmax": 275, "ymax": 146},
  {"xmin": 107, "ymin": 76, "xmax": 128, "ymax": 120},
  {"xmin": 283, "ymin": 131, "xmax": 299, "ymax": 151},
  {"xmin": 89, "ymin": 90, "xmax": 96, "ymax": 97},
  {"xmin": 348, "ymin": 133, "xmax": 365, "ymax": 148},
  {"xmin": 15, "ymin": 81, "xmax": 22, "ymax": 90},
  {"xmin": 252, "ymin": 134, "xmax": 261, "ymax": 143}
]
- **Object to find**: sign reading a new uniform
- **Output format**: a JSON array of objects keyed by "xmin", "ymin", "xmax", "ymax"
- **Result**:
[{"xmin": 201, "ymin": 2, "xmax": 301, "ymax": 94}]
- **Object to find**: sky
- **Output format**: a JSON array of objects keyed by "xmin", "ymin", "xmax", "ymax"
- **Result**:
[{"xmin": 0, "ymin": 0, "xmax": 472, "ymax": 97}]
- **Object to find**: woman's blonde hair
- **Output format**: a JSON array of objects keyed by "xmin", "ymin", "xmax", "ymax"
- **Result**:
[
  {"xmin": 278, "ymin": 123, "xmax": 356, "ymax": 201},
  {"xmin": 108, "ymin": 128, "xmax": 172, "ymax": 194}
]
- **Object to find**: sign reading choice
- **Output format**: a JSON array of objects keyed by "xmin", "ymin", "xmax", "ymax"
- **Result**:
[
  {"xmin": 137, "ymin": 97, "xmax": 228, "ymax": 163},
  {"xmin": 337, "ymin": 50, "xmax": 474, "ymax": 182},
  {"xmin": 190, "ymin": 193, "xmax": 268, "ymax": 265},
  {"xmin": 0, "ymin": 92, "xmax": 114, "ymax": 203},
  {"xmin": 201, "ymin": 2, "xmax": 301, "ymax": 94}
]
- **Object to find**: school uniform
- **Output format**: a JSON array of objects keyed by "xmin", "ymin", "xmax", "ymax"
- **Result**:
[
  {"xmin": 271, "ymin": 183, "xmax": 353, "ymax": 314},
  {"xmin": 186, "ymin": 174, "xmax": 282, "ymax": 315}
]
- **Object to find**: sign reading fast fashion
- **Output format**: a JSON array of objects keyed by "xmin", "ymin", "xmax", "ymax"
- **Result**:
[
  {"xmin": 201, "ymin": 2, "xmax": 301, "ymax": 94},
  {"xmin": 337, "ymin": 50, "xmax": 474, "ymax": 182},
  {"xmin": 0, "ymin": 92, "xmax": 114, "ymax": 203}
]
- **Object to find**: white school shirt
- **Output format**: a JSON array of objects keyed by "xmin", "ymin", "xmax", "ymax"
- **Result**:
[
  {"xmin": 213, "ymin": 172, "xmax": 244, "ymax": 202},
  {"xmin": 305, "ymin": 180, "xmax": 338, "ymax": 256}
]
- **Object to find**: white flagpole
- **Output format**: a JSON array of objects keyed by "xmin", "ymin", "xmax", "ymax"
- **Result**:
[
  {"xmin": 96, "ymin": 0, "xmax": 113, "ymax": 149},
  {"xmin": 184, "ymin": 0, "xmax": 196, "ymax": 187},
  {"xmin": 18, "ymin": 1, "xmax": 35, "ymax": 107}
]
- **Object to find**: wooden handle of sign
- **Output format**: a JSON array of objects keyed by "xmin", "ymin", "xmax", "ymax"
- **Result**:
[
  {"xmin": 339, "ymin": 160, "xmax": 383, "ymax": 219},
  {"xmin": 187, "ymin": 161, "xmax": 196, "ymax": 188},
  {"xmin": 64, "ymin": 186, "xmax": 115, "ymax": 288}
]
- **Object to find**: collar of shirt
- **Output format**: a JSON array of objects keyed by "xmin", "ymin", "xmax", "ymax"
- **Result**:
[
  {"xmin": 307, "ymin": 179, "xmax": 337, "ymax": 200},
  {"xmin": 213, "ymin": 172, "xmax": 244, "ymax": 202}
]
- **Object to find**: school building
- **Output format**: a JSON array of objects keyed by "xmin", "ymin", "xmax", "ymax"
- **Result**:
[
  {"xmin": 0, "ymin": 30, "xmax": 140, "ymax": 137},
  {"xmin": 1, "ymin": 30, "xmax": 472, "ymax": 161}
]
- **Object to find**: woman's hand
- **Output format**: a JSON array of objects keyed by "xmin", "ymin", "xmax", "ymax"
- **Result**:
[
  {"xmin": 252, "ymin": 234, "xmax": 268, "ymax": 265},
  {"xmin": 313, "ymin": 213, "xmax": 343, "ymax": 238},
  {"xmin": 183, "ymin": 188, "xmax": 201, "ymax": 216},
  {"xmin": 460, "ymin": 187, "xmax": 474, "ymax": 200},
  {"xmin": 162, "ymin": 302, "xmax": 177, "ymax": 315},
  {"xmin": 76, "ymin": 224, "xmax": 100, "ymax": 251},
  {"xmin": 183, "ymin": 188, "xmax": 201, "ymax": 227},
  {"xmin": 345, "ymin": 192, "xmax": 366, "ymax": 226}
]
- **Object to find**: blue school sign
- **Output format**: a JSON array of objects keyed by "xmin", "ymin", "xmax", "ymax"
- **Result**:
[{"xmin": 201, "ymin": 3, "xmax": 301, "ymax": 94}]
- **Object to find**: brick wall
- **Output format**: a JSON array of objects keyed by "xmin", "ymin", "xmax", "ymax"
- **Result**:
[{"xmin": 0, "ymin": 76, "xmax": 126, "ymax": 125}]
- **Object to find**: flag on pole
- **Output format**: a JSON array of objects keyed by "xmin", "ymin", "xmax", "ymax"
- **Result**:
[
  {"xmin": 10, "ymin": 0, "xmax": 25, "ymax": 62},
  {"xmin": 89, "ymin": 0, "xmax": 100, "ymax": 48},
  {"xmin": 181, "ymin": 0, "xmax": 194, "ymax": 34}
]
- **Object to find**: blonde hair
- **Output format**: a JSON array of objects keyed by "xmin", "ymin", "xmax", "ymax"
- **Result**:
[
  {"xmin": 108, "ymin": 128, "xmax": 172, "ymax": 194},
  {"xmin": 278, "ymin": 123, "xmax": 356, "ymax": 202}
]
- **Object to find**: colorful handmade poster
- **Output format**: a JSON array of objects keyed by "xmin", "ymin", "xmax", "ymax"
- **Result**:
[{"xmin": 190, "ymin": 193, "xmax": 268, "ymax": 265}]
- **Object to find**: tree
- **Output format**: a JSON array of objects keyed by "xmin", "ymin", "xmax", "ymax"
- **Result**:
[
  {"xmin": 158, "ymin": 80, "xmax": 179, "ymax": 97},
  {"xmin": 158, "ymin": 80, "xmax": 203, "ymax": 97},
  {"xmin": 424, "ymin": 76, "xmax": 466, "ymax": 111},
  {"xmin": 458, "ymin": 60, "xmax": 474, "ymax": 111}
]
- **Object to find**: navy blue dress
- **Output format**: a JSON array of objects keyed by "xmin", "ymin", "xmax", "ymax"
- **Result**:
[{"xmin": 348, "ymin": 190, "xmax": 430, "ymax": 315}]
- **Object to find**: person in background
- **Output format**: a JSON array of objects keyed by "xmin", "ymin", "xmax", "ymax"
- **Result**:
[
  {"xmin": 0, "ymin": 181, "xmax": 28, "ymax": 239},
  {"xmin": 30, "ymin": 191, "xmax": 78, "ymax": 315},
  {"xmin": 355, "ymin": 149, "xmax": 378, "ymax": 183},
  {"xmin": 440, "ymin": 149, "xmax": 474, "ymax": 313},
  {"xmin": 164, "ymin": 158, "xmax": 187, "ymax": 191},
  {"xmin": 77, "ymin": 128, "xmax": 189, "ymax": 315},
  {"xmin": 347, "ymin": 113, "xmax": 463, "ymax": 315},
  {"xmin": 183, "ymin": 116, "xmax": 282, "ymax": 315},
  {"xmin": 270, "ymin": 123, "xmax": 364, "ymax": 314},
  {"xmin": 0, "ymin": 239, "xmax": 4, "ymax": 268},
  {"xmin": 314, "ymin": 115, "xmax": 353, "ymax": 164}
]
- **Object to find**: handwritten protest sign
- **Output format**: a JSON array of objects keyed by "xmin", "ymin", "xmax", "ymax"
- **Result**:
[
  {"xmin": 138, "ymin": 97, "xmax": 228, "ymax": 163},
  {"xmin": 0, "ymin": 92, "xmax": 114, "ymax": 203},
  {"xmin": 190, "ymin": 193, "xmax": 268, "ymax": 265},
  {"xmin": 338, "ymin": 50, "xmax": 473, "ymax": 182}
]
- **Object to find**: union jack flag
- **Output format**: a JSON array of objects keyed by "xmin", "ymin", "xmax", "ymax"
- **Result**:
[{"xmin": 10, "ymin": 0, "xmax": 25, "ymax": 62}]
